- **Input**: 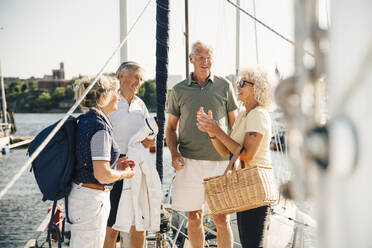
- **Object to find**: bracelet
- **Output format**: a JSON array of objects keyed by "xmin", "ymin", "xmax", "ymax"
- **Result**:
[{"xmin": 209, "ymin": 135, "xmax": 216, "ymax": 139}]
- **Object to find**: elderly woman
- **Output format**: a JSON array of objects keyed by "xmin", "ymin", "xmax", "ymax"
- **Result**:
[
  {"xmin": 68, "ymin": 75, "xmax": 136, "ymax": 248},
  {"xmin": 197, "ymin": 68, "xmax": 273, "ymax": 248}
]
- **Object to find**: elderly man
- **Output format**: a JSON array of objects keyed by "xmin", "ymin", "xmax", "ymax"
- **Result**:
[
  {"xmin": 103, "ymin": 61, "xmax": 155, "ymax": 248},
  {"xmin": 166, "ymin": 41, "xmax": 238, "ymax": 248}
]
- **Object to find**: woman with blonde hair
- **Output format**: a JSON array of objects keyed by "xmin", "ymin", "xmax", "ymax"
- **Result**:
[
  {"xmin": 68, "ymin": 75, "xmax": 136, "ymax": 248},
  {"xmin": 197, "ymin": 68, "xmax": 274, "ymax": 248}
]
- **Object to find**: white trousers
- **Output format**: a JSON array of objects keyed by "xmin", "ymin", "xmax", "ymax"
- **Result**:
[{"xmin": 68, "ymin": 183, "xmax": 110, "ymax": 248}]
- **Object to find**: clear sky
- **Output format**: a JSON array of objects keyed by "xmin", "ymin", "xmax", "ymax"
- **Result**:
[{"xmin": 0, "ymin": 0, "xmax": 328, "ymax": 81}]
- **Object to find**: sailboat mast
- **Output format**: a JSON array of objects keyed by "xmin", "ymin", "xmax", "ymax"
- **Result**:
[
  {"xmin": 120, "ymin": 0, "xmax": 128, "ymax": 62},
  {"xmin": 235, "ymin": 0, "xmax": 240, "ymax": 78},
  {"xmin": 0, "ymin": 62, "xmax": 7, "ymax": 124},
  {"xmin": 185, "ymin": 0, "xmax": 189, "ymax": 77}
]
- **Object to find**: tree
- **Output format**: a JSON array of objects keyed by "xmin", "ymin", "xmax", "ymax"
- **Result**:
[
  {"xmin": 29, "ymin": 80, "xmax": 38, "ymax": 91},
  {"xmin": 36, "ymin": 91, "xmax": 52, "ymax": 109},
  {"xmin": 138, "ymin": 79, "xmax": 156, "ymax": 110},
  {"xmin": 65, "ymin": 87, "xmax": 74, "ymax": 99},
  {"xmin": 8, "ymin": 81, "xmax": 23, "ymax": 95},
  {"xmin": 21, "ymin": 84, "xmax": 28, "ymax": 93},
  {"xmin": 53, "ymin": 87, "xmax": 66, "ymax": 100}
]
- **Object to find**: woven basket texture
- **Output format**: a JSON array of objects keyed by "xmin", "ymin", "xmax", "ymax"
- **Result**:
[{"xmin": 203, "ymin": 165, "xmax": 278, "ymax": 215}]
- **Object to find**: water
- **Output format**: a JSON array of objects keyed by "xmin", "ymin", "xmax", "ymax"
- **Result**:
[{"xmin": 0, "ymin": 114, "xmax": 67, "ymax": 248}]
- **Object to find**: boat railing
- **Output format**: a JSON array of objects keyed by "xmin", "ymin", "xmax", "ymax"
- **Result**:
[{"xmin": 22, "ymin": 211, "xmax": 52, "ymax": 248}]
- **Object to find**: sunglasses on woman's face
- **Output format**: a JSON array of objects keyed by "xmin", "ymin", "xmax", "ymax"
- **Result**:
[{"xmin": 237, "ymin": 80, "xmax": 254, "ymax": 88}]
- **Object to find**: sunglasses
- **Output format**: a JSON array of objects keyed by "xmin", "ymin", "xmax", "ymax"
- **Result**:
[{"xmin": 237, "ymin": 80, "xmax": 254, "ymax": 88}]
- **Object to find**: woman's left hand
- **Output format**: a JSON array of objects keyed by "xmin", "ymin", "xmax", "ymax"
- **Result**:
[
  {"xmin": 116, "ymin": 156, "xmax": 135, "ymax": 170},
  {"xmin": 196, "ymin": 107, "xmax": 219, "ymax": 135}
]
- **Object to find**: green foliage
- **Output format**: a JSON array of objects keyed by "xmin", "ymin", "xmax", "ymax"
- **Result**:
[
  {"xmin": 138, "ymin": 79, "xmax": 156, "ymax": 111},
  {"xmin": 8, "ymin": 81, "xmax": 23, "ymax": 95},
  {"xmin": 53, "ymin": 87, "xmax": 66, "ymax": 100},
  {"xmin": 36, "ymin": 91, "xmax": 52, "ymax": 109},
  {"xmin": 29, "ymin": 80, "xmax": 38, "ymax": 90},
  {"xmin": 65, "ymin": 87, "xmax": 74, "ymax": 99}
]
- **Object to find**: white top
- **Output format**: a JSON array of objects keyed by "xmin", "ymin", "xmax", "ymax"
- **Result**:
[
  {"xmin": 230, "ymin": 106, "xmax": 272, "ymax": 167},
  {"xmin": 109, "ymin": 95, "xmax": 149, "ymax": 154}
]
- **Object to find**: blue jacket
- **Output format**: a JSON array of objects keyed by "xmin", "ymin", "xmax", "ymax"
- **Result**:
[{"xmin": 74, "ymin": 109, "xmax": 120, "ymax": 186}]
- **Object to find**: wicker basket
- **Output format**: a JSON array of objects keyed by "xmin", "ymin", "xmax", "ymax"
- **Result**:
[{"xmin": 203, "ymin": 147, "xmax": 278, "ymax": 215}]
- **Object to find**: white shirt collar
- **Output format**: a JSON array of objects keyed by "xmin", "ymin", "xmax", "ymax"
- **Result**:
[{"xmin": 91, "ymin": 107, "xmax": 113, "ymax": 129}]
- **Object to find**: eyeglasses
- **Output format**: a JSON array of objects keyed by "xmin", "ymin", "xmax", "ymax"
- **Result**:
[
  {"xmin": 193, "ymin": 55, "xmax": 213, "ymax": 62},
  {"xmin": 237, "ymin": 80, "xmax": 254, "ymax": 88}
]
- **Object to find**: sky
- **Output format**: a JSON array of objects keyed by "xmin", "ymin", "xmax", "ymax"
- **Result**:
[{"xmin": 0, "ymin": 0, "xmax": 329, "ymax": 81}]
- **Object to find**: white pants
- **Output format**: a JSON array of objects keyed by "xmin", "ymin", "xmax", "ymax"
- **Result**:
[
  {"xmin": 68, "ymin": 183, "xmax": 110, "ymax": 248},
  {"xmin": 171, "ymin": 158, "xmax": 229, "ymax": 211}
]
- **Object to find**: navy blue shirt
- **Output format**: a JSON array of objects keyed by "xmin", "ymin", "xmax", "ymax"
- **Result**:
[{"xmin": 74, "ymin": 109, "xmax": 120, "ymax": 186}]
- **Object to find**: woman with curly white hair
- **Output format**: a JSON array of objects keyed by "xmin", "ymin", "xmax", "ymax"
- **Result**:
[
  {"xmin": 69, "ymin": 75, "xmax": 136, "ymax": 248},
  {"xmin": 197, "ymin": 68, "xmax": 274, "ymax": 248}
]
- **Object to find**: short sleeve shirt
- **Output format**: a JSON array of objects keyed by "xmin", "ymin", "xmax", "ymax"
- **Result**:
[
  {"xmin": 91, "ymin": 130, "xmax": 112, "ymax": 161},
  {"xmin": 230, "ymin": 107, "xmax": 272, "ymax": 167},
  {"xmin": 167, "ymin": 74, "xmax": 238, "ymax": 161}
]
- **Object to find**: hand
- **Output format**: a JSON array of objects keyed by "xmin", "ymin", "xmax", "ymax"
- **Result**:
[
  {"xmin": 196, "ymin": 107, "xmax": 218, "ymax": 136},
  {"xmin": 116, "ymin": 156, "xmax": 135, "ymax": 171},
  {"xmin": 121, "ymin": 166, "xmax": 135, "ymax": 179},
  {"xmin": 171, "ymin": 151, "xmax": 185, "ymax": 171},
  {"xmin": 141, "ymin": 137, "xmax": 156, "ymax": 148}
]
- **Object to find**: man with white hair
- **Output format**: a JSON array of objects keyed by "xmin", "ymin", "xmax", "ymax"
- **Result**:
[
  {"xmin": 104, "ymin": 61, "xmax": 155, "ymax": 248},
  {"xmin": 166, "ymin": 41, "xmax": 238, "ymax": 248}
]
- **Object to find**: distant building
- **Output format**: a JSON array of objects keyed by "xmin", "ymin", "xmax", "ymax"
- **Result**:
[{"xmin": 38, "ymin": 62, "xmax": 70, "ymax": 89}]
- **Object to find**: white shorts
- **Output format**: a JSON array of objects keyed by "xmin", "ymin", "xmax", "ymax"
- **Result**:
[
  {"xmin": 171, "ymin": 158, "xmax": 229, "ymax": 211},
  {"xmin": 68, "ymin": 183, "xmax": 110, "ymax": 248}
]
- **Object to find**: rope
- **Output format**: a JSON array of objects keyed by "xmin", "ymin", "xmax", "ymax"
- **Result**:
[
  {"xmin": 226, "ymin": 0, "xmax": 314, "ymax": 58},
  {"xmin": 0, "ymin": 0, "xmax": 153, "ymax": 201}
]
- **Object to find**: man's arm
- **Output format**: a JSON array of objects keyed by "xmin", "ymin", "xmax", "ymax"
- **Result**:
[{"xmin": 166, "ymin": 113, "xmax": 185, "ymax": 170}]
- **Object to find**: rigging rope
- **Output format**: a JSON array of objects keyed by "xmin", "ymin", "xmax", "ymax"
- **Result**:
[
  {"xmin": 226, "ymin": 0, "xmax": 314, "ymax": 58},
  {"xmin": 0, "ymin": 0, "xmax": 153, "ymax": 201}
]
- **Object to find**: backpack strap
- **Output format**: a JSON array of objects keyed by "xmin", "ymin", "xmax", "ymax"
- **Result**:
[
  {"xmin": 64, "ymin": 195, "xmax": 72, "ymax": 224},
  {"xmin": 46, "ymin": 200, "xmax": 63, "ymax": 248}
]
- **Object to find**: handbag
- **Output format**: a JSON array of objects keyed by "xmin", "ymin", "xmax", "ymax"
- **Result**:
[{"xmin": 203, "ymin": 146, "xmax": 279, "ymax": 215}]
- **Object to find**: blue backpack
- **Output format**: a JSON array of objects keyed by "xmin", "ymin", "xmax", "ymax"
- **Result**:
[{"xmin": 28, "ymin": 115, "xmax": 80, "ymax": 245}]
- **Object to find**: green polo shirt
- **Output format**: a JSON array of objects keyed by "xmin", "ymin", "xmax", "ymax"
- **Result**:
[{"xmin": 167, "ymin": 73, "xmax": 238, "ymax": 161}]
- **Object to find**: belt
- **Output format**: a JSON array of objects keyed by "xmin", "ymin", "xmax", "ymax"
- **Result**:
[{"xmin": 73, "ymin": 180, "xmax": 113, "ymax": 191}]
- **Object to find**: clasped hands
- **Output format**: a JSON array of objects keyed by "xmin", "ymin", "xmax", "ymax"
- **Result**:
[{"xmin": 116, "ymin": 156, "xmax": 136, "ymax": 179}]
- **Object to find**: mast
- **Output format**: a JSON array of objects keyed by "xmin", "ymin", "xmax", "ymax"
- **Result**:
[
  {"xmin": 184, "ymin": 0, "xmax": 189, "ymax": 77},
  {"xmin": 155, "ymin": 0, "xmax": 170, "ymax": 182},
  {"xmin": 235, "ymin": 0, "xmax": 240, "ymax": 78},
  {"xmin": 120, "ymin": 0, "xmax": 128, "ymax": 62},
  {"xmin": 0, "ymin": 62, "xmax": 7, "ymax": 124}
]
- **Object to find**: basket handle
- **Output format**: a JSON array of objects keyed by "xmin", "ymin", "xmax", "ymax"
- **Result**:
[{"xmin": 223, "ymin": 146, "xmax": 243, "ymax": 175}]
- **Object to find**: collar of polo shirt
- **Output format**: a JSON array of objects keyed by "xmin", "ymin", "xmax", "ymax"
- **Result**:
[{"xmin": 187, "ymin": 72, "xmax": 215, "ymax": 86}]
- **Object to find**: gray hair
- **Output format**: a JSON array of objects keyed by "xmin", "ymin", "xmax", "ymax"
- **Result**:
[
  {"xmin": 239, "ymin": 68, "xmax": 274, "ymax": 109},
  {"xmin": 74, "ymin": 75, "xmax": 119, "ymax": 111},
  {"xmin": 190, "ymin": 41, "xmax": 214, "ymax": 56},
  {"xmin": 116, "ymin": 61, "xmax": 143, "ymax": 79}
]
